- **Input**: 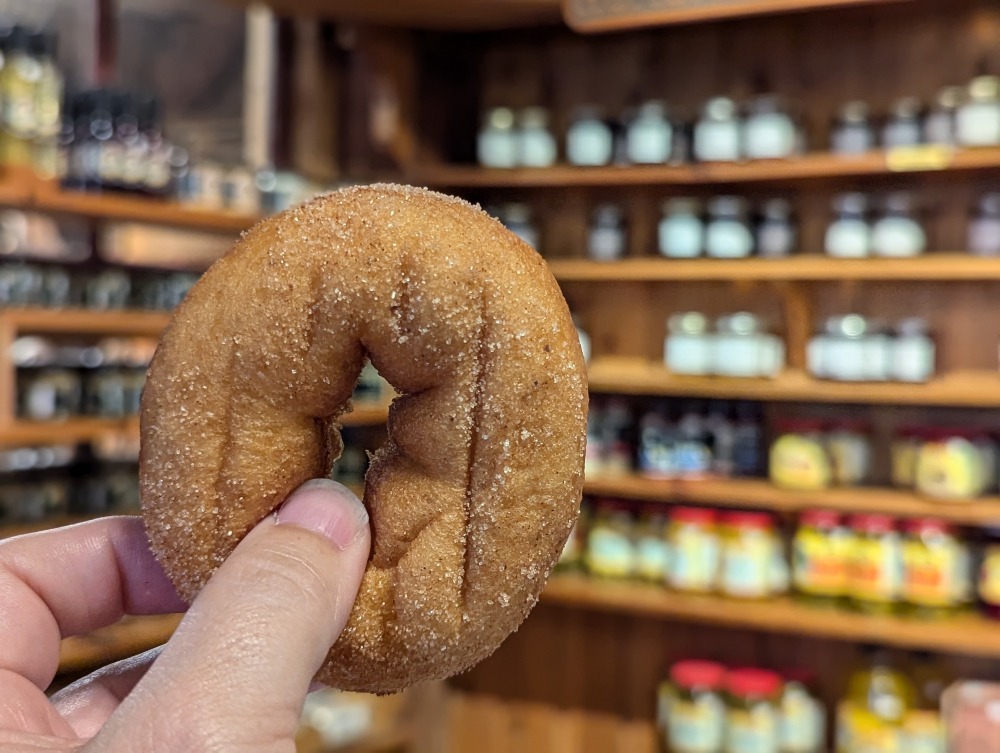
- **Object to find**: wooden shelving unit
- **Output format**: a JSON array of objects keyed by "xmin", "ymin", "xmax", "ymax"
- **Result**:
[
  {"xmin": 584, "ymin": 474, "xmax": 1000, "ymax": 525},
  {"xmin": 0, "ymin": 308, "xmax": 171, "ymax": 337},
  {"xmin": 543, "ymin": 575, "xmax": 1000, "ymax": 659}
]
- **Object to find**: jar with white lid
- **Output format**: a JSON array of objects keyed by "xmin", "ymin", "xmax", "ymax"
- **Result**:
[
  {"xmin": 503, "ymin": 203, "xmax": 539, "ymax": 249},
  {"xmin": 694, "ymin": 97, "xmax": 741, "ymax": 162},
  {"xmin": 957, "ymin": 76, "xmax": 1000, "ymax": 147},
  {"xmin": 969, "ymin": 193, "xmax": 1000, "ymax": 256},
  {"xmin": 713, "ymin": 312, "xmax": 784, "ymax": 378},
  {"xmin": 665, "ymin": 312, "xmax": 712, "ymax": 376},
  {"xmin": 825, "ymin": 193, "xmax": 871, "ymax": 258},
  {"xmin": 587, "ymin": 204, "xmax": 626, "ymax": 261},
  {"xmin": 658, "ymin": 198, "xmax": 703, "ymax": 258},
  {"xmin": 891, "ymin": 317, "xmax": 935, "ymax": 383},
  {"xmin": 705, "ymin": 196, "xmax": 753, "ymax": 258},
  {"xmin": 566, "ymin": 106, "xmax": 613, "ymax": 167},
  {"xmin": 626, "ymin": 100, "xmax": 673, "ymax": 165},
  {"xmin": 477, "ymin": 107, "xmax": 517, "ymax": 168},
  {"xmin": 862, "ymin": 320, "xmax": 893, "ymax": 381},
  {"xmin": 516, "ymin": 107, "xmax": 557, "ymax": 168},
  {"xmin": 882, "ymin": 97, "xmax": 923, "ymax": 149},
  {"xmin": 872, "ymin": 193, "xmax": 926, "ymax": 258},
  {"xmin": 831, "ymin": 101, "xmax": 875, "ymax": 155},
  {"xmin": 813, "ymin": 315, "xmax": 882, "ymax": 382},
  {"xmin": 756, "ymin": 198, "xmax": 796, "ymax": 258},
  {"xmin": 743, "ymin": 94, "xmax": 798, "ymax": 160},
  {"xmin": 924, "ymin": 86, "xmax": 963, "ymax": 146}
]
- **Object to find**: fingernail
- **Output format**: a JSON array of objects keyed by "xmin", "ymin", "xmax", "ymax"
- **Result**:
[{"xmin": 276, "ymin": 479, "xmax": 369, "ymax": 550}]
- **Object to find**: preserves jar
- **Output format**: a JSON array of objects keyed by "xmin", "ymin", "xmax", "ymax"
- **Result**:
[
  {"xmin": 825, "ymin": 193, "xmax": 870, "ymax": 258},
  {"xmin": 901, "ymin": 517, "xmax": 971, "ymax": 618},
  {"xmin": 847, "ymin": 514, "xmax": 902, "ymax": 615},
  {"xmin": 779, "ymin": 669, "xmax": 825, "ymax": 753},
  {"xmin": 659, "ymin": 198, "xmax": 704, "ymax": 259},
  {"xmin": 676, "ymin": 402, "xmax": 713, "ymax": 479},
  {"xmin": 712, "ymin": 312, "xmax": 784, "ymax": 379},
  {"xmin": 694, "ymin": 97, "xmax": 741, "ymax": 162},
  {"xmin": 705, "ymin": 196, "xmax": 753, "ymax": 258},
  {"xmin": 659, "ymin": 660, "xmax": 727, "ymax": 753},
  {"xmin": 567, "ymin": 106, "xmax": 614, "ymax": 166},
  {"xmin": 891, "ymin": 317, "xmax": 935, "ymax": 383},
  {"xmin": 827, "ymin": 420, "xmax": 873, "ymax": 486},
  {"xmin": 639, "ymin": 404, "xmax": 677, "ymax": 480},
  {"xmin": 718, "ymin": 511, "xmax": 781, "ymax": 599},
  {"xmin": 724, "ymin": 669, "xmax": 782, "ymax": 753},
  {"xmin": 769, "ymin": 420, "xmax": 831, "ymax": 491},
  {"xmin": 635, "ymin": 510, "xmax": 671, "ymax": 583},
  {"xmin": 924, "ymin": 86, "xmax": 962, "ymax": 146},
  {"xmin": 837, "ymin": 647, "xmax": 915, "ymax": 753},
  {"xmin": 882, "ymin": 97, "xmax": 923, "ymax": 148},
  {"xmin": 831, "ymin": 100, "xmax": 875, "ymax": 156},
  {"xmin": 516, "ymin": 106, "xmax": 557, "ymax": 168},
  {"xmin": 587, "ymin": 204, "xmax": 627, "ymax": 261},
  {"xmin": 627, "ymin": 100, "xmax": 673, "ymax": 165},
  {"xmin": 585, "ymin": 500, "xmax": 636, "ymax": 579},
  {"xmin": 871, "ymin": 192, "xmax": 926, "ymax": 258},
  {"xmin": 810, "ymin": 314, "xmax": 880, "ymax": 382},
  {"xmin": 978, "ymin": 527, "xmax": 1000, "ymax": 620},
  {"xmin": 668, "ymin": 506, "xmax": 720, "ymax": 594},
  {"xmin": 743, "ymin": 95, "xmax": 798, "ymax": 160},
  {"xmin": 793, "ymin": 509, "xmax": 849, "ymax": 607},
  {"xmin": 665, "ymin": 312, "xmax": 712, "ymax": 376},
  {"xmin": 957, "ymin": 75, "xmax": 1000, "ymax": 147},
  {"xmin": 756, "ymin": 199, "xmax": 796, "ymax": 258},
  {"xmin": 968, "ymin": 193, "xmax": 1000, "ymax": 256},
  {"xmin": 915, "ymin": 428, "xmax": 995, "ymax": 501}
]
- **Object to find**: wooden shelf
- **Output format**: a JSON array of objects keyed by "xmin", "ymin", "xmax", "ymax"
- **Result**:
[
  {"xmin": 58, "ymin": 614, "xmax": 181, "ymax": 674},
  {"xmin": 412, "ymin": 148, "xmax": 1000, "ymax": 189},
  {"xmin": 1, "ymin": 308, "xmax": 171, "ymax": 337},
  {"xmin": 543, "ymin": 575, "xmax": 1000, "ymax": 659},
  {"xmin": 587, "ymin": 357, "xmax": 1000, "ymax": 407},
  {"xmin": 342, "ymin": 402, "xmax": 391, "ymax": 426},
  {"xmin": 0, "ymin": 418, "xmax": 139, "ymax": 446},
  {"xmin": 584, "ymin": 474, "xmax": 1000, "ymax": 525},
  {"xmin": 549, "ymin": 255, "xmax": 1000, "ymax": 282}
]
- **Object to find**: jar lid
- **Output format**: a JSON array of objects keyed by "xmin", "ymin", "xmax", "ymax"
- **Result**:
[
  {"xmin": 890, "ymin": 96, "xmax": 922, "ymax": 119},
  {"xmin": 486, "ymin": 107, "xmax": 515, "ymax": 130},
  {"xmin": 904, "ymin": 517, "xmax": 956, "ymax": 536},
  {"xmin": 773, "ymin": 417, "xmax": 826, "ymax": 433},
  {"xmin": 825, "ymin": 314, "xmax": 869, "ymax": 338},
  {"xmin": 717, "ymin": 311, "xmax": 762, "ymax": 336},
  {"xmin": 721, "ymin": 511, "xmax": 774, "ymax": 528},
  {"xmin": 703, "ymin": 96, "xmax": 737, "ymax": 121},
  {"xmin": 800, "ymin": 509, "xmax": 841, "ymax": 529},
  {"xmin": 671, "ymin": 660, "xmax": 726, "ymax": 690},
  {"xmin": 593, "ymin": 204, "xmax": 623, "ymax": 224},
  {"xmin": 850, "ymin": 513, "xmax": 896, "ymax": 533},
  {"xmin": 895, "ymin": 424, "xmax": 929, "ymax": 439},
  {"xmin": 707, "ymin": 195, "xmax": 748, "ymax": 218},
  {"xmin": 832, "ymin": 192, "xmax": 868, "ymax": 216},
  {"xmin": 838, "ymin": 100, "xmax": 870, "ymax": 124},
  {"xmin": 671, "ymin": 506, "xmax": 717, "ymax": 524},
  {"xmin": 517, "ymin": 106, "xmax": 549, "ymax": 128},
  {"xmin": 662, "ymin": 197, "xmax": 700, "ymax": 215},
  {"xmin": 935, "ymin": 85, "xmax": 964, "ymax": 110},
  {"xmin": 726, "ymin": 668, "xmax": 783, "ymax": 698},
  {"xmin": 668, "ymin": 311, "xmax": 708, "ymax": 335},
  {"xmin": 969, "ymin": 75, "xmax": 1000, "ymax": 102},
  {"xmin": 761, "ymin": 198, "xmax": 792, "ymax": 220},
  {"xmin": 504, "ymin": 202, "xmax": 532, "ymax": 224}
]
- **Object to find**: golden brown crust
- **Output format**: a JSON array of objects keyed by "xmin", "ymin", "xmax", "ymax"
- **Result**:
[{"xmin": 139, "ymin": 184, "xmax": 588, "ymax": 693}]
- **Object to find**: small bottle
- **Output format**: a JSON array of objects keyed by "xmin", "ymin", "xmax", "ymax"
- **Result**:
[
  {"xmin": 831, "ymin": 100, "xmax": 875, "ymax": 155},
  {"xmin": 587, "ymin": 204, "xmax": 626, "ymax": 261},
  {"xmin": 658, "ymin": 197, "xmax": 703, "ymax": 259},
  {"xmin": 665, "ymin": 312, "xmax": 712, "ymax": 376},
  {"xmin": 743, "ymin": 94, "xmax": 798, "ymax": 160},
  {"xmin": 515, "ymin": 106, "xmax": 556, "ymax": 168},
  {"xmin": 825, "ymin": 193, "xmax": 871, "ymax": 258},
  {"xmin": 30, "ymin": 30, "xmax": 62, "ymax": 179},
  {"xmin": 477, "ymin": 107, "xmax": 516, "ymax": 168},
  {"xmin": 756, "ymin": 198, "xmax": 796, "ymax": 258},
  {"xmin": 625, "ymin": 100, "xmax": 672, "ymax": 165},
  {"xmin": 924, "ymin": 86, "xmax": 963, "ymax": 145},
  {"xmin": 882, "ymin": 97, "xmax": 923, "ymax": 149},
  {"xmin": 891, "ymin": 317, "xmax": 935, "ymax": 383},
  {"xmin": 872, "ymin": 192, "xmax": 926, "ymax": 258},
  {"xmin": 705, "ymin": 196, "xmax": 753, "ymax": 258},
  {"xmin": 694, "ymin": 97, "xmax": 741, "ymax": 162},
  {"xmin": 969, "ymin": 193, "xmax": 1000, "ymax": 256},
  {"xmin": 566, "ymin": 106, "xmax": 613, "ymax": 167},
  {"xmin": 957, "ymin": 75, "xmax": 1000, "ymax": 147}
]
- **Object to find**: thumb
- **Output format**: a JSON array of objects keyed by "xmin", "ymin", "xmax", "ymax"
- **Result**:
[{"xmin": 92, "ymin": 479, "xmax": 371, "ymax": 751}]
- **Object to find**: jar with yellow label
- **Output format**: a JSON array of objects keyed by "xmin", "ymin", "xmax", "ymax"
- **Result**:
[
  {"xmin": 668, "ymin": 507, "xmax": 720, "ymax": 594},
  {"xmin": 901, "ymin": 518, "xmax": 971, "ymax": 619},
  {"xmin": 793, "ymin": 509, "xmax": 849, "ymax": 607},
  {"xmin": 585, "ymin": 500, "xmax": 636, "ymax": 579},
  {"xmin": 659, "ymin": 660, "xmax": 727, "ymax": 753},
  {"xmin": 770, "ymin": 420, "xmax": 831, "ymax": 491},
  {"xmin": 848, "ymin": 514, "xmax": 902, "ymax": 615},
  {"xmin": 915, "ymin": 428, "xmax": 995, "ymax": 501},
  {"xmin": 636, "ymin": 511, "xmax": 671, "ymax": 583},
  {"xmin": 978, "ymin": 527, "xmax": 1000, "ymax": 620},
  {"xmin": 725, "ymin": 669, "xmax": 782, "ymax": 753},
  {"xmin": 891, "ymin": 426, "xmax": 924, "ymax": 488},
  {"xmin": 837, "ymin": 647, "xmax": 914, "ymax": 753},
  {"xmin": 827, "ymin": 420, "xmax": 872, "ymax": 487},
  {"xmin": 719, "ymin": 511, "xmax": 781, "ymax": 600}
]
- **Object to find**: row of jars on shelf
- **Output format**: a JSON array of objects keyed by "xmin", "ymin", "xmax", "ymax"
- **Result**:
[
  {"xmin": 563, "ymin": 499, "xmax": 984, "ymax": 619},
  {"xmin": 478, "ymin": 76, "xmax": 1000, "ymax": 169},
  {"xmin": 0, "ymin": 466, "xmax": 139, "ymax": 525},
  {"xmin": 0, "ymin": 435, "xmax": 138, "ymax": 474}
]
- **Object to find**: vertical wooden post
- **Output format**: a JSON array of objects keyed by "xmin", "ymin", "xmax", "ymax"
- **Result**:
[
  {"xmin": 0, "ymin": 314, "xmax": 17, "ymax": 428},
  {"xmin": 776, "ymin": 281, "xmax": 812, "ymax": 372}
]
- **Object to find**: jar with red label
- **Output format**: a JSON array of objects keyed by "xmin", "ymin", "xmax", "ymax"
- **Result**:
[
  {"xmin": 793, "ymin": 509, "xmax": 849, "ymax": 607},
  {"xmin": 668, "ymin": 507, "xmax": 720, "ymax": 594},
  {"xmin": 719, "ymin": 511, "xmax": 785, "ymax": 600},
  {"xmin": 725, "ymin": 669, "xmax": 782, "ymax": 753},
  {"xmin": 847, "ymin": 514, "xmax": 902, "ymax": 615},
  {"xmin": 659, "ymin": 660, "xmax": 727, "ymax": 753},
  {"xmin": 902, "ymin": 518, "xmax": 971, "ymax": 619}
]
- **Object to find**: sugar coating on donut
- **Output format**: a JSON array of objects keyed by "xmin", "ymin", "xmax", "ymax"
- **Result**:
[{"xmin": 140, "ymin": 184, "xmax": 588, "ymax": 693}]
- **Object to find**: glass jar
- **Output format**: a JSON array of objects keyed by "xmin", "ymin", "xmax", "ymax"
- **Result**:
[
  {"xmin": 831, "ymin": 101, "xmax": 875, "ymax": 156},
  {"xmin": 924, "ymin": 86, "xmax": 963, "ymax": 146},
  {"xmin": 659, "ymin": 198, "xmax": 704, "ymax": 259},
  {"xmin": 660, "ymin": 660, "xmax": 727, "ymax": 753},
  {"xmin": 769, "ymin": 420, "xmax": 831, "ymax": 491},
  {"xmin": 915, "ymin": 428, "xmax": 995, "ymax": 501},
  {"xmin": 756, "ymin": 199, "xmax": 796, "ymax": 258},
  {"xmin": 665, "ymin": 312, "xmax": 712, "ymax": 376},
  {"xmin": 901, "ymin": 517, "xmax": 971, "ymax": 619},
  {"xmin": 626, "ymin": 100, "xmax": 673, "ymax": 165},
  {"xmin": 891, "ymin": 317, "xmax": 935, "ymax": 383},
  {"xmin": 712, "ymin": 312, "xmax": 784, "ymax": 378},
  {"xmin": 705, "ymin": 196, "xmax": 753, "ymax": 258},
  {"xmin": 718, "ymin": 511, "xmax": 781, "ymax": 599},
  {"xmin": 810, "ymin": 315, "xmax": 874, "ymax": 382},
  {"xmin": 639, "ymin": 404, "xmax": 677, "ymax": 480},
  {"xmin": 676, "ymin": 402, "xmax": 713, "ymax": 479},
  {"xmin": 891, "ymin": 426, "xmax": 924, "ymax": 489},
  {"xmin": 516, "ymin": 106, "xmax": 557, "ymax": 168},
  {"xmin": 635, "ymin": 511, "xmax": 671, "ymax": 583},
  {"xmin": 957, "ymin": 75, "xmax": 1000, "ymax": 147},
  {"xmin": 602, "ymin": 398, "xmax": 635, "ymax": 476},
  {"xmin": 793, "ymin": 509, "xmax": 849, "ymax": 607},
  {"xmin": 978, "ymin": 527, "xmax": 1000, "ymax": 620},
  {"xmin": 882, "ymin": 97, "xmax": 924, "ymax": 148},
  {"xmin": 567, "ymin": 106, "xmax": 614, "ymax": 166},
  {"xmin": 743, "ymin": 94, "xmax": 798, "ymax": 160},
  {"xmin": 503, "ymin": 203, "xmax": 539, "ymax": 249},
  {"xmin": 827, "ymin": 420, "xmax": 873, "ymax": 486},
  {"xmin": 667, "ymin": 506, "xmax": 720, "ymax": 594},
  {"xmin": 872, "ymin": 192, "xmax": 926, "ymax": 258},
  {"xmin": 847, "ymin": 513, "xmax": 902, "ymax": 615},
  {"xmin": 779, "ymin": 669, "xmax": 826, "ymax": 753},
  {"xmin": 968, "ymin": 193, "xmax": 1000, "ymax": 256},
  {"xmin": 694, "ymin": 97, "xmax": 741, "ymax": 162},
  {"xmin": 838, "ymin": 647, "xmax": 914, "ymax": 753},
  {"xmin": 477, "ymin": 106, "xmax": 517, "ymax": 168},
  {"xmin": 824, "ymin": 193, "xmax": 871, "ymax": 258},
  {"xmin": 587, "ymin": 204, "xmax": 626, "ymax": 261},
  {"xmin": 724, "ymin": 669, "xmax": 782, "ymax": 753},
  {"xmin": 732, "ymin": 401, "xmax": 764, "ymax": 478},
  {"xmin": 585, "ymin": 500, "xmax": 636, "ymax": 579}
]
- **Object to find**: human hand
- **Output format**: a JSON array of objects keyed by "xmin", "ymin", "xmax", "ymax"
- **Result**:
[{"xmin": 0, "ymin": 478, "xmax": 371, "ymax": 752}]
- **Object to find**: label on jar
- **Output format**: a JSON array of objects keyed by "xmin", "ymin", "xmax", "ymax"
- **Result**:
[
  {"xmin": 849, "ymin": 532, "xmax": 901, "ymax": 603},
  {"xmin": 838, "ymin": 703, "xmax": 900, "ymax": 753},
  {"xmin": 586, "ymin": 527, "xmax": 634, "ymax": 578},
  {"xmin": 916, "ymin": 439, "xmax": 984, "ymax": 500},
  {"xmin": 979, "ymin": 545, "xmax": 1000, "ymax": 606},
  {"xmin": 780, "ymin": 690, "xmax": 824, "ymax": 753},
  {"xmin": 670, "ymin": 696, "xmax": 725, "ymax": 753},
  {"xmin": 669, "ymin": 526, "xmax": 719, "ymax": 592},
  {"xmin": 725, "ymin": 704, "xmax": 777, "ymax": 753},
  {"xmin": 769, "ymin": 435, "xmax": 831, "ymax": 491},
  {"xmin": 902, "ymin": 537, "xmax": 970, "ymax": 607},
  {"xmin": 900, "ymin": 710, "xmax": 945, "ymax": 753},
  {"xmin": 721, "ymin": 529, "xmax": 773, "ymax": 598},
  {"xmin": 635, "ymin": 535, "xmax": 670, "ymax": 581},
  {"xmin": 793, "ymin": 527, "xmax": 847, "ymax": 597}
]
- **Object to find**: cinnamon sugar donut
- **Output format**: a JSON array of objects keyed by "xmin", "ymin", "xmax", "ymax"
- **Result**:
[{"xmin": 140, "ymin": 184, "xmax": 588, "ymax": 693}]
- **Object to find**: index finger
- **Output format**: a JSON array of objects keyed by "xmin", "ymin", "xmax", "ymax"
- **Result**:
[{"xmin": 0, "ymin": 516, "xmax": 186, "ymax": 689}]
